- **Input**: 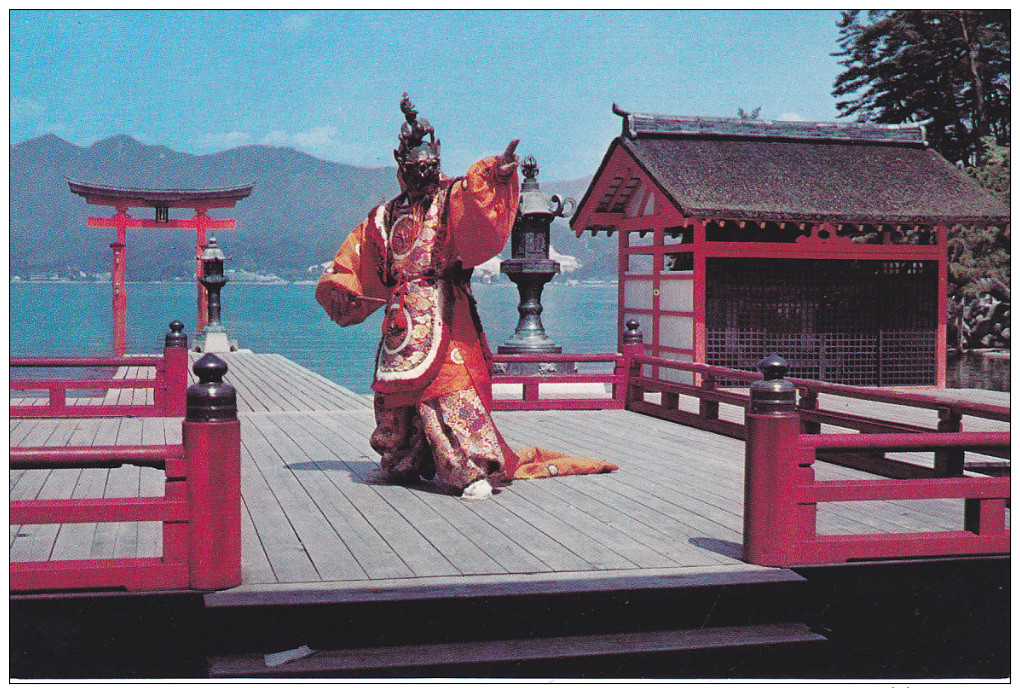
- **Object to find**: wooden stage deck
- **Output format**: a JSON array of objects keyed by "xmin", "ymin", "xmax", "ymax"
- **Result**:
[{"xmin": 9, "ymin": 352, "xmax": 1010, "ymax": 606}]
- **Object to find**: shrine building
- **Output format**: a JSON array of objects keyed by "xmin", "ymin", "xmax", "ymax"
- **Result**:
[{"xmin": 570, "ymin": 107, "xmax": 1010, "ymax": 387}]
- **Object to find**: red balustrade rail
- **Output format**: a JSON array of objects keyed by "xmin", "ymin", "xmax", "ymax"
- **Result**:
[
  {"xmin": 743, "ymin": 404, "xmax": 1010, "ymax": 566},
  {"xmin": 487, "ymin": 321, "xmax": 1008, "ymax": 565},
  {"xmin": 625, "ymin": 353, "xmax": 1009, "ymax": 477},
  {"xmin": 10, "ymin": 326, "xmax": 189, "ymax": 418},
  {"xmin": 9, "ymin": 445, "xmax": 191, "ymax": 592},
  {"xmin": 626, "ymin": 356, "xmax": 758, "ymax": 438},
  {"xmin": 628, "ymin": 354, "xmax": 1008, "ymax": 432},
  {"xmin": 10, "ymin": 333, "xmax": 242, "ymax": 595},
  {"xmin": 490, "ymin": 352, "xmax": 628, "ymax": 411}
]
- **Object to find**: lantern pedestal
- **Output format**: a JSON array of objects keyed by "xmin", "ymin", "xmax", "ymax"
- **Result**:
[
  {"xmin": 194, "ymin": 324, "xmax": 233, "ymax": 354},
  {"xmin": 194, "ymin": 236, "xmax": 236, "ymax": 354},
  {"xmin": 497, "ymin": 261, "xmax": 573, "ymax": 374},
  {"xmin": 495, "ymin": 156, "xmax": 575, "ymax": 375}
]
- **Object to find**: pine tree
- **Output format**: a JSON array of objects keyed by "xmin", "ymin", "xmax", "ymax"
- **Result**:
[
  {"xmin": 833, "ymin": 10, "xmax": 1010, "ymax": 165},
  {"xmin": 946, "ymin": 138, "xmax": 1010, "ymax": 348},
  {"xmin": 949, "ymin": 137, "xmax": 1011, "ymax": 301}
]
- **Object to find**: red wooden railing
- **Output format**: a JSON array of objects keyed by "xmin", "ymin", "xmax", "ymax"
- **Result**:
[
  {"xmin": 9, "ymin": 330, "xmax": 241, "ymax": 594},
  {"xmin": 10, "ymin": 321, "xmax": 190, "ymax": 419},
  {"xmin": 743, "ymin": 394, "xmax": 1010, "ymax": 566},
  {"xmin": 625, "ymin": 354, "xmax": 1009, "ymax": 478},
  {"xmin": 490, "ymin": 352, "xmax": 628, "ymax": 411},
  {"xmin": 491, "ymin": 322, "xmax": 1008, "ymax": 565},
  {"xmin": 10, "ymin": 444, "xmax": 192, "ymax": 592},
  {"xmin": 488, "ymin": 321, "xmax": 646, "ymax": 412},
  {"xmin": 493, "ymin": 339, "xmax": 1007, "ymax": 475}
]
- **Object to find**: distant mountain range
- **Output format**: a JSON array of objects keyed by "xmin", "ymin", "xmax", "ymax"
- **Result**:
[{"xmin": 9, "ymin": 134, "xmax": 615, "ymax": 282}]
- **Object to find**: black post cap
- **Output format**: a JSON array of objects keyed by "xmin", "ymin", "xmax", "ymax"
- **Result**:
[
  {"xmin": 623, "ymin": 319, "xmax": 644, "ymax": 344},
  {"xmin": 165, "ymin": 320, "xmax": 188, "ymax": 348},
  {"xmin": 749, "ymin": 354, "xmax": 796, "ymax": 414},
  {"xmin": 758, "ymin": 353, "xmax": 789, "ymax": 381},
  {"xmin": 186, "ymin": 353, "xmax": 237, "ymax": 422}
]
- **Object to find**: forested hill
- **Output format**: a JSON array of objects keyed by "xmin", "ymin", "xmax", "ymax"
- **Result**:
[{"xmin": 9, "ymin": 134, "xmax": 612, "ymax": 282}]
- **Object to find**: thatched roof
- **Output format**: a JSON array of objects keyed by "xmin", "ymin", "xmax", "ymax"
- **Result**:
[{"xmin": 587, "ymin": 108, "xmax": 1009, "ymax": 226}]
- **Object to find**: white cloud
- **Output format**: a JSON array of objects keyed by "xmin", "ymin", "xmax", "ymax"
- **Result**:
[
  {"xmin": 778, "ymin": 112, "xmax": 806, "ymax": 122},
  {"xmin": 260, "ymin": 125, "xmax": 345, "ymax": 158},
  {"xmin": 190, "ymin": 131, "xmax": 252, "ymax": 153},
  {"xmin": 282, "ymin": 13, "xmax": 312, "ymax": 33},
  {"xmin": 550, "ymin": 246, "xmax": 581, "ymax": 273},
  {"xmin": 11, "ymin": 97, "xmax": 44, "ymax": 122},
  {"xmin": 10, "ymin": 95, "xmax": 76, "ymax": 142},
  {"xmin": 261, "ymin": 130, "xmax": 291, "ymax": 146},
  {"xmin": 474, "ymin": 256, "xmax": 502, "ymax": 281},
  {"xmin": 213, "ymin": 131, "xmax": 251, "ymax": 147},
  {"xmin": 292, "ymin": 125, "xmax": 341, "ymax": 149}
]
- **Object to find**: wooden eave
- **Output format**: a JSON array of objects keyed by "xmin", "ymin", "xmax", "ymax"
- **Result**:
[{"xmin": 571, "ymin": 138, "xmax": 685, "ymax": 237}]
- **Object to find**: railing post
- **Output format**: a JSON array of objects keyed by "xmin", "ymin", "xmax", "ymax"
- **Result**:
[
  {"xmin": 48, "ymin": 387, "xmax": 66, "ymax": 411},
  {"xmin": 621, "ymin": 320, "xmax": 644, "ymax": 408},
  {"xmin": 797, "ymin": 389, "xmax": 821, "ymax": 434},
  {"xmin": 163, "ymin": 320, "xmax": 189, "ymax": 417},
  {"xmin": 698, "ymin": 374, "xmax": 719, "ymax": 420},
  {"xmin": 964, "ymin": 496, "xmax": 1006, "ymax": 536},
  {"xmin": 743, "ymin": 354, "xmax": 814, "ymax": 567},
  {"xmin": 935, "ymin": 407, "xmax": 964, "ymax": 477},
  {"xmin": 182, "ymin": 353, "xmax": 241, "ymax": 591},
  {"xmin": 524, "ymin": 381, "xmax": 539, "ymax": 403}
]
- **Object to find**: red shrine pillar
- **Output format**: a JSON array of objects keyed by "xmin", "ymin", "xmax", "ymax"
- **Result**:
[
  {"xmin": 194, "ymin": 209, "xmax": 210, "ymax": 333},
  {"xmin": 111, "ymin": 207, "xmax": 129, "ymax": 357},
  {"xmin": 69, "ymin": 181, "xmax": 252, "ymax": 356}
]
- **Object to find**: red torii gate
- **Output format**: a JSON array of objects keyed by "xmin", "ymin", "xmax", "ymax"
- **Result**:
[{"xmin": 68, "ymin": 181, "xmax": 253, "ymax": 356}]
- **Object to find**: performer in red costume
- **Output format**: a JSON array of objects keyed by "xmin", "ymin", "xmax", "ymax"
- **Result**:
[
  {"xmin": 318, "ymin": 95, "xmax": 617, "ymax": 499},
  {"xmin": 317, "ymin": 94, "xmax": 522, "ymax": 499}
]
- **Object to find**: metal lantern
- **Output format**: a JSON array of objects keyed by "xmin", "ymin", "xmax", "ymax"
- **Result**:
[
  {"xmin": 497, "ymin": 156, "xmax": 575, "ymax": 373},
  {"xmin": 194, "ymin": 235, "xmax": 234, "ymax": 353}
]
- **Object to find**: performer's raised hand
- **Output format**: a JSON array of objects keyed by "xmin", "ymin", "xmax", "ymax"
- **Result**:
[{"xmin": 495, "ymin": 139, "xmax": 520, "ymax": 177}]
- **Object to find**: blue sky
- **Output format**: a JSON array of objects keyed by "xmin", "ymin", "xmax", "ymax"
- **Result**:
[{"xmin": 10, "ymin": 10, "xmax": 846, "ymax": 181}]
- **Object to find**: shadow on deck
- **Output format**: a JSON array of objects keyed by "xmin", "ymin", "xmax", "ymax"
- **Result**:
[{"xmin": 10, "ymin": 352, "xmax": 1010, "ymax": 678}]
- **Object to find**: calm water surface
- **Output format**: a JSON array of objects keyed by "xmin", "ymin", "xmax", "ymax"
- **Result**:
[
  {"xmin": 10, "ymin": 281, "xmax": 1007, "ymax": 394},
  {"xmin": 9, "ymin": 281, "xmax": 618, "ymax": 394}
]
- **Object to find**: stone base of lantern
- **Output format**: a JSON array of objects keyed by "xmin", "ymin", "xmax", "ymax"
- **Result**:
[
  {"xmin": 492, "ymin": 359, "xmax": 577, "ymax": 375},
  {"xmin": 494, "ymin": 342, "xmax": 576, "ymax": 375},
  {"xmin": 193, "ymin": 325, "xmax": 236, "ymax": 354}
]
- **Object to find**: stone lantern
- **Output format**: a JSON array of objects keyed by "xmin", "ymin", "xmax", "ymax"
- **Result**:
[
  {"xmin": 194, "ymin": 235, "xmax": 235, "ymax": 353},
  {"xmin": 497, "ymin": 156, "xmax": 575, "ymax": 373}
]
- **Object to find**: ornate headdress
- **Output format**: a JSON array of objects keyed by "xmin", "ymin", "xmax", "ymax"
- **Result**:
[{"xmin": 393, "ymin": 93, "xmax": 440, "ymax": 166}]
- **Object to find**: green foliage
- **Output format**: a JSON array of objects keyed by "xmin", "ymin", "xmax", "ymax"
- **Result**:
[
  {"xmin": 965, "ymin": 136, "xmax": 1010, "ymax": 205},
  {"xmin": 833, "ymin": 10, "xmax": 1010, "ymax": 165},
  {"xmin": 949, "ymin": 224, "xmax": 1010, "ymax": 301},
  {"xmin": 949, "ymin": 137, "xmax": 1010, "ymax": 302}
]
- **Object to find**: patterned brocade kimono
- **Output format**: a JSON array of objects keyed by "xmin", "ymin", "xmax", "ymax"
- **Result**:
[{"xmin": 316, "ymin": 157, "xmax": 521, "ymax": 490}]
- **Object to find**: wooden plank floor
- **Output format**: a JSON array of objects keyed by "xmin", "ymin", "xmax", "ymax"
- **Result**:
[{"xmin": 9, "ymin": 352, "xmax": 1009, "ymax": 603}]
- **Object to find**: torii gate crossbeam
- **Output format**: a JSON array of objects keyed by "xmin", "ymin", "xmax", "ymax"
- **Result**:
[{"xmin": 68, "ymin": 181, "xmax": 253, "ymax": 356}]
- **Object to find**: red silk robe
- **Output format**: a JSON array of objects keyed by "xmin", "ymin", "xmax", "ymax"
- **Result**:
[
  {"xmin": 317, "ymin": 156, "xmax": 517, "ymax": 402},
  {"xmin": 316, "ymin": 157, "xmax": 521, "ymax": 483},
  {"xmin": 316, "ymin": 157, "xmax": 618, "ymax": 488}
]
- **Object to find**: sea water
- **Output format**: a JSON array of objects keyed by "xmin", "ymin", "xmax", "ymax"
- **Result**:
[
  {"xmin": 9, "ymin": 281, "xmax": 619, "ymax": 394},
  {"xmin": 9, "ymin": 281, "xmax": 1006, "ymax": 393}
]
